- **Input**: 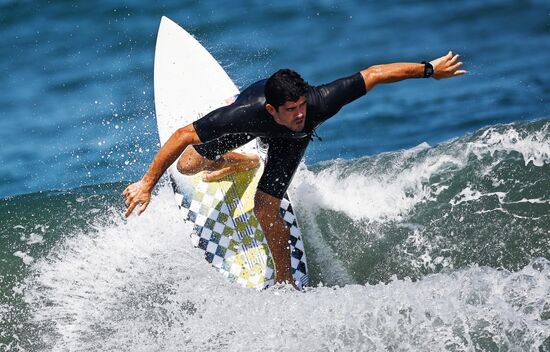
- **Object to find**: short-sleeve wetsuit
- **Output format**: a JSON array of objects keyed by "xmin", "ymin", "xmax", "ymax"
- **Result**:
[{"xmin": 193, "ymin": 72, "xmax": 366, "ymax": 199}]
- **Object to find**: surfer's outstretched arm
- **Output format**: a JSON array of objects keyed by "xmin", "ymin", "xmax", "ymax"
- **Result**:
[
  {"xmin": 123, "ymin": 124, "xmax": 202, "ymax": 217},
  {"xmin": 361, "ymin": 51, "xmax": 467, "ymax": 91}
]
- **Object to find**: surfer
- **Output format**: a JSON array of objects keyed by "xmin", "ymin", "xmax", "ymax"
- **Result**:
[{"xmin": 123, "ymin": 51, "xmax": 467, "ymax": 288}]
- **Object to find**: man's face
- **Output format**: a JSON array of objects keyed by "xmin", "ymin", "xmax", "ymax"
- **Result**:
[{"xmin": 266, "ymin": 96, "xmax": 307, "ymax": 132}]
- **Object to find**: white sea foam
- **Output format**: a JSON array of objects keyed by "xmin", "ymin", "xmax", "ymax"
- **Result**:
[
  {"xmin": 290, "ymin": 122, "xmax": 550, "ymax": 222},
  {"xmin": 471, "ymin": 122, "xmax": 550, "ymax": 167},
  {"xmin": 22, "ymin": 233, "xmax": 44, "ymax": 245},
  {"xmin": 20, "ymin": 184, "xmax": 550, "ymax": 351},
  {"xmin": 291, "ymin": 148, "xmax": 460, "ymax": 222},
  {"xmin": 450, "ymin": 187, "xmax": 507, "ymax": 206},
  {"xmin": 13, "ymin": 251, "xmax": 34, "ymax": 265}
]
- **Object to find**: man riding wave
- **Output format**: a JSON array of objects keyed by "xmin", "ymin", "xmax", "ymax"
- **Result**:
[{"xmin": 123, "ymin": 51, "xmax": 467, "ymax": 288}]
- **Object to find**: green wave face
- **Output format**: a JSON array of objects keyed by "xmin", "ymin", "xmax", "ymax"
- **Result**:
[{"xmin": 291, "ymin": 120, "xmax": 550, "ymax": 285}]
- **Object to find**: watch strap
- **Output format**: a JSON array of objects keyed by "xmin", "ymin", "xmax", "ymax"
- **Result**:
[{"xmin": 421, "ymin": 61, "xmax": 434, "ymax": 78}]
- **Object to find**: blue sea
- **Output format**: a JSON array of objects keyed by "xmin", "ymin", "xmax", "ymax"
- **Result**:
[{"xmin": 1, "ymin": 1, "xmax": 549, "ymax": 351}]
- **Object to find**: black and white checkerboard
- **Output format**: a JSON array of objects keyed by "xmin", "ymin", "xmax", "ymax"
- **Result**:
[{"xmin": 170, "ymin": 168, "xmax": 308, "ymax": 290}]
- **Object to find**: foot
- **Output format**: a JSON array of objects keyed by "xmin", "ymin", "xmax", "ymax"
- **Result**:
[
  {"xmin": 202, "ymin": 152, "xmax": 260, "ymax": 182},
  {"xmin": 275, "ymin": 274, "xmax": 299, "ymax": 290}
]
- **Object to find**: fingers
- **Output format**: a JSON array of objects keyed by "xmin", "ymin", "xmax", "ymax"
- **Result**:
[
  {"xmin": 430, "ymin": 51, "xmax": 467, "ymax": 80},
  {"xmin": 450, "ymin": 61, "xmax": 463, "ymax": 71},
  {"xmin": 137, "ymin": 201, "xmax": 150, "ymax": 215},
  {"xmin": 122, "ymin": 181, "xmax": 151, "ymax": 218},
  {"xmin": 123, "ymin": 185, "xmax": 135, "ymax": 216},
  {"xmin": 435, "ymin": 51, "xmax": 457, "ymax": 64},
  {"xmin": 449, "ymin": 54, "xmax": 460, "ymax": 65},
  {"xmin": 125, "ymin": 201, "xmax": 138, "ymax": 218},
  {"xmin": 434, "ymin": 51, "xmax": 467, "ymax": 79},
  {"xmin": 125, "ymin": 197, "xmax": 149, "ymax": 217}
]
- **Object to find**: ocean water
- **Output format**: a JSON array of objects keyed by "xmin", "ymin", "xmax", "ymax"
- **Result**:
[{"xmin": 1, "ymin": 1, "xmax": 549, "ymax": 351}]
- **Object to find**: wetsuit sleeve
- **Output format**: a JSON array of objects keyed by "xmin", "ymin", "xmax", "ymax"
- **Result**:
[
  {"xmin": 313, "ymin": 72, "xmax": 367, "ymax": 125},
  {"xmin": 257, "ymin": 137, "xmax": 310, "ymax": 199}
]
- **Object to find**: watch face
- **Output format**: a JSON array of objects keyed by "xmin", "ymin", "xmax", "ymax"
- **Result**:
[{"xmin": 425, "ymin": 65, "xmax": 434, "ymax": 77}]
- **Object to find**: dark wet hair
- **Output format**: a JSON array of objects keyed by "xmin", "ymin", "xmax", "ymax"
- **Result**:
[{"xmin": 265, "ymin": 69, "xmax": 309, "ymax": 110}]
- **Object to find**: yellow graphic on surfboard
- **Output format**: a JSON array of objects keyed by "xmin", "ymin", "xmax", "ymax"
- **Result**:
[{"xmin": 187, "ymin": 163, "xmax": 277, "ymax": 289}]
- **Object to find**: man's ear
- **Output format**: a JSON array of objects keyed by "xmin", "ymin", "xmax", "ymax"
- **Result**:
[{"xmin": 265, "ymin": 103, "xmax": 277, "ymax": 117}]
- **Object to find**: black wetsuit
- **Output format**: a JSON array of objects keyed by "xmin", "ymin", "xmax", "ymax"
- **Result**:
[{"xmin": 193, "ymin": 72, "xmax": 366, "ymax": 199}]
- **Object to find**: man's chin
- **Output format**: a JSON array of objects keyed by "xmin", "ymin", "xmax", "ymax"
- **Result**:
[{"xmin": 291, "ymin": 123, "xmax": 305, "ymax": 132}]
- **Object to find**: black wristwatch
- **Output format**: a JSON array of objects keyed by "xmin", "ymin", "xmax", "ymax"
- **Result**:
[{"xmin": 421, "ymin": 61, "xmax": 434, "ymax": 78}]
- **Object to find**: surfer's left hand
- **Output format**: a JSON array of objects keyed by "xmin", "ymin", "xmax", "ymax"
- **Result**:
[
  {"xmin": 430, "ymin": 51, "xmax": 468, "ymax": 79},
  {"xmin": 122, "ymin": 180, "xmax": 151, "ymax": 217}
]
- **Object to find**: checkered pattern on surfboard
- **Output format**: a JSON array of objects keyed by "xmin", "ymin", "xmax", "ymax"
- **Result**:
[{"xmin": 170, "ymin": 173, "xmax": 309, "ymax": 290}]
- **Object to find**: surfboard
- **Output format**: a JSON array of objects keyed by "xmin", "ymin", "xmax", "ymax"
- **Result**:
[{"xmin": 153, "ymin": 16, "xmax": 309, "ymax": 289}]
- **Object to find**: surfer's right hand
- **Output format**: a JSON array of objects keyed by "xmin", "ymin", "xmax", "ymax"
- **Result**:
[{"xmin": 122, "ymin": 180, "xmax": 151, "ymax": 218}]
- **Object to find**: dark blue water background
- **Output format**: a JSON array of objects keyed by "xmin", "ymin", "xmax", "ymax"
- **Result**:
[{"xmin": 1, "ymin": 0, "xmax": 549, "ymax": 198}]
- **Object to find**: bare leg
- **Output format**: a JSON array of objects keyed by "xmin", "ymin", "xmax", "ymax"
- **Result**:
[
  {"xmin": 201, "ymin": 150, "xmax": 261, "ymax": 181},
  {"xmin": 254, "ymin": 190, "xmax": 298, "ymax": 289},
  {"xmin": 177, "ymin": 146, "xmax": 260, "ymax": 181}
]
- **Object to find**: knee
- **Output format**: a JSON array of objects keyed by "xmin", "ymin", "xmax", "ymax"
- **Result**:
[
  {"xmin": 176, "ymin": 157, "xmax": 194, "ymax": 175},
  {"xmin": 177, "ymin": 146, "xmax": 204, "ymax": 175}
]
